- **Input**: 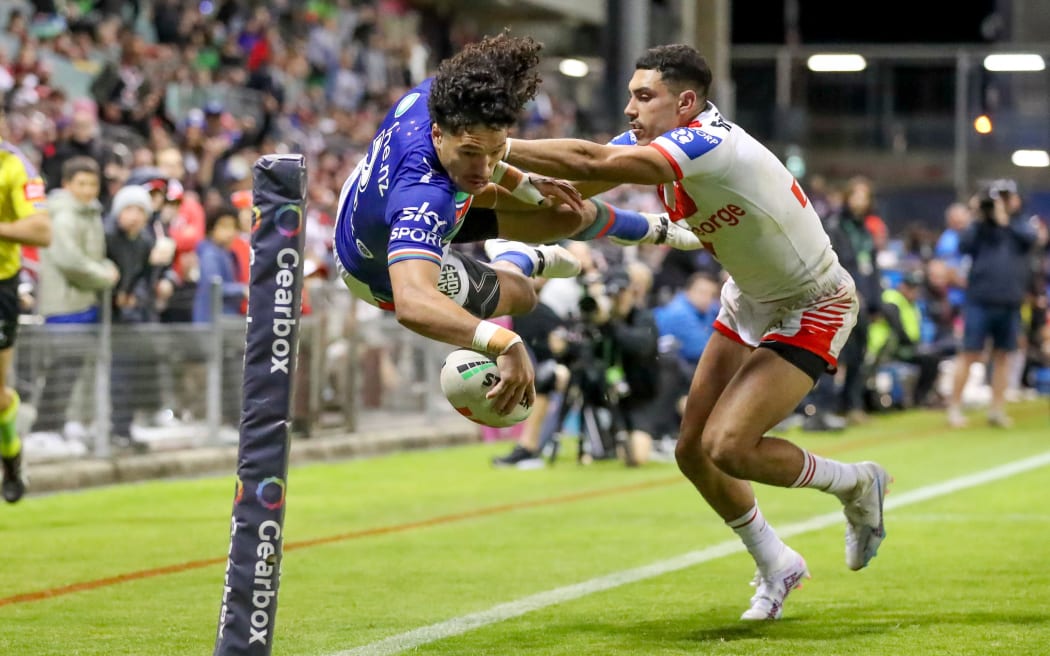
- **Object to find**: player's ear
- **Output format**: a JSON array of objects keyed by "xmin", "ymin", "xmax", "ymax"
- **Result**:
[
  {"xmin": 431, "ymin": 123, "xmax": 442, "ymax": 145},
  {"xmin": 678, "ymin": 89, "xmax": 698, "ymax": 114}
]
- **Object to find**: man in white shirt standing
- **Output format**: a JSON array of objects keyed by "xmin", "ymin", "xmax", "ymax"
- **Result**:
[{"xmin": 505, "ymin": 44, "xmax": 891, "ymax": 621}]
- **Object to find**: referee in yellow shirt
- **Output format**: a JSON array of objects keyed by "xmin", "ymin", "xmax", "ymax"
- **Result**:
[{"xmin": 0, "ymin": 97, "xmax": 52, "ymax": 503}]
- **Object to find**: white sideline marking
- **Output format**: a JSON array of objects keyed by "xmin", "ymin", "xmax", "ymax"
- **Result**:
[{"xmin": 329, "ymin": 451, "xmax": 1050, "ymax": 656}]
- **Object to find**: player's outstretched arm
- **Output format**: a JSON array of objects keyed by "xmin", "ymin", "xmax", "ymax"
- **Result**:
[
  {"xmin": 388, "ymin": 258, "xmax": 534, "ymax": 415},
  {"xmin": 487, "ymin": 161, "xmax": 585, "ymax": 213},
  {"xmin": 505, "ymin": 138, "xmax": 677, "ymax": 186}
]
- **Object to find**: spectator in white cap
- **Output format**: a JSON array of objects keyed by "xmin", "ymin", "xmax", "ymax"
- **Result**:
[{"xmin": 105, "ymin": 183, "xmax": 163, "ymax": 449}]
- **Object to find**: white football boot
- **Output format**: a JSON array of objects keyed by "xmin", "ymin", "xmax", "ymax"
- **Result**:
[
  {"xmin": 740, "ymin": 547, "xmax": 810, "ymax": 621},
  {"xmin": 609, "ymin": 212, "xmax": 704, "ymax": 250},
  {"xmin": 484, "ymin": 239, "xmax": 581, "ymax": 279},
  {"xmin": 842, "ymin": 461, "xmax": 892, "ymax": 571}
]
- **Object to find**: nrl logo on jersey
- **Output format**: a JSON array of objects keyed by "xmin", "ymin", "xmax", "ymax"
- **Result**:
[
  {"xmin": 355, "ymin": 239, "xmax": 374, "ymax": 259},
  {"xmin": 394, "ymin": 92, "xmax": 420, "ymax": 118}
]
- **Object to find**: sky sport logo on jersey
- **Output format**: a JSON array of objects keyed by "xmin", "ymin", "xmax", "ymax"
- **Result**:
[{"xmin": 400, "ymin": 201, "xmax": 447, "ymax": 230}]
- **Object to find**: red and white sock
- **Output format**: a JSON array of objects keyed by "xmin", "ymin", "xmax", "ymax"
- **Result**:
[
  {"xmin": 792, "ymin": 449, "xmax": 859, "ymax": 498},
  {"xmin": 727, "ymin": 503, "xmax": 785, "ymax": 572}
]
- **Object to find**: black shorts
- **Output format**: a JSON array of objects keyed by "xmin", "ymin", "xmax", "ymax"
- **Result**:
[
  {"xmin": 337, "ymin": 249, "xmax": 503, "ymax": 319},
  {"xmin": 0, "ymin": 274, "xmax": 20, "ymax": 350},
  {"xmin": 452, "ymin": 207, "xmax": 500, "ymax": 243},
  {"xmin": 437, "ymin": 250, "xmax": 503, "ymax": 318}
]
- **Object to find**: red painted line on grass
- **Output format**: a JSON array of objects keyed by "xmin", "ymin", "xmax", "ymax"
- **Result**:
[
  {"xmin": 0, "ymin": 479, "xmax": 675, "ymax": 609},
  {"xmin": 0, "ymin": 408, "xmax": 1037, "ymax": 608}
]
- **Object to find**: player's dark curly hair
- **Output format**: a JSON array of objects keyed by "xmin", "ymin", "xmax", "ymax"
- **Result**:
[
  {"xmin": 636, "ymin": 44, "xmax": 713, "ymax": 96},
  {"xmin": 428, "ymin": 31, "xmax": 542, "ymax": 134}
]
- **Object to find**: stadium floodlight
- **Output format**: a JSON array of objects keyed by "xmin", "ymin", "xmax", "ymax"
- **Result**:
[
  {"xmin": 806, "ymin": 53, "xmax": 866, "ymax": 72},
  {"xmin": 559, "ymin": 58, "xmax": 589, "ymax": 78},
  {"xmin": 973, "ymin": 114, "xmax": 993, "ymax": 134},
  {"xmin": 1011, "ymin": 149, "xmax": 1050, "ymax": 167},
  {"xmin": 983, "ymin": 54, "xmax": 1045, "ymax": 72}
]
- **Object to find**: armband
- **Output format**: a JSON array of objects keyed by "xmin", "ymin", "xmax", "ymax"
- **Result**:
[
  {"xmin": 510, "ymin": 175, "xmax": 545, "ymax": 206},
  {"xmin": 473, "ymin": 320, "xmax": 522, "ymax": 355},
  {"xmin": 490, "ymin": 160, "xmax": 509, "ymax": 185}
]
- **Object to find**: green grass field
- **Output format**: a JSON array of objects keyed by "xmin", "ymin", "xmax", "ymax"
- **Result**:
[{"xmin": 2, "ymin": 400, "xmax": 1049, "ymax": 656}]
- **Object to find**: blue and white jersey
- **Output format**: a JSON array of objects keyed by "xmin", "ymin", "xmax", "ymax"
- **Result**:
[{"xmin": 334, "ymin": 79, "xmax": 473, "ymax": 308}]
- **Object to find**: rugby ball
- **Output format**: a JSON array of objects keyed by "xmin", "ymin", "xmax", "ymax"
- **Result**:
[{"xmin": 440, "ymin": 349, "xmax": 533, "ymax": 428}]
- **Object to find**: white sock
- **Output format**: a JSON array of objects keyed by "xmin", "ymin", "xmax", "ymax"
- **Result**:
[
  {"xmin": 791, "ymin": 449, "xmax": 859, "ymax": 498},
  {"xmin": 727, "ymin": 504, "xmax": 785, "ymax": 573}
]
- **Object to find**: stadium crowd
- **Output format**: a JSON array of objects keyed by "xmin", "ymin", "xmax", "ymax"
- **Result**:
[{"xmin": 1, "ymin": 0, "xmax": 1048, "ymax": 458}]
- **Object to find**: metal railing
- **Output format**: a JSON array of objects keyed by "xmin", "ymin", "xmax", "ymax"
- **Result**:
[{"xmin": 14, "ymin": 278, "xmax": 454, "ymax": 462}]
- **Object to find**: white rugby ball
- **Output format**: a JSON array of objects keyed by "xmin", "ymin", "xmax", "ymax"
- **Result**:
[{"xmin": 440, "ymin": 349, "xmax": 533, "ymax": 428}]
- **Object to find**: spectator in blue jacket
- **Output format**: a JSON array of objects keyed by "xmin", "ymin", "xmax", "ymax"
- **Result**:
[
  {"xmin": 947, "ymin": 180, "xmax": 1037, "ymax": 428},
  {"xmin": 192, "ymin": 204, "xmax": 246, "ymax": 324},
  {"xmin": 653, "ymin": 272, "xmax": 721, "ymax": 369},
  {"xmin": 192, "ymin": 204, "xmax": 247, "ymax": 428}
]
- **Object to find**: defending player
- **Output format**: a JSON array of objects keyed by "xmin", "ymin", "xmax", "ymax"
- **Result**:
[
  {"xmin": 334, "ymin": 33, "xmax": 701, "ymax": 418},
  {"xmin": 503, "ymin": 44, "xmax": 891, "ymax": 620},
  {"xmin": 0, "ymin": 98, "xmax": 52, "ymax": 503}
]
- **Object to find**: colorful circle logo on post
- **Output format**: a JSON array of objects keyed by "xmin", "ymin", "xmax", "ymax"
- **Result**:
[
  {"xmin": 276, "ymin": 204, "xmax": 303, "ymax": 237},
  {"xmin": 394, "ymin": 92, "xmax": 420, "ymax": 118},
  {"xmin": 256, "ymin": 477, "xmax": 286, "ymax": 510}
]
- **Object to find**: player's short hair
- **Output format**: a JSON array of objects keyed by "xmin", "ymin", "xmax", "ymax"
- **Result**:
[
  {"xmin": 428, "ymin": 31, "xmax": 542, "ymax": 134},
  {"xmin": 636, "ymin": 44, "xmax": 713, "ymax": 96},
  {"xmin": 61, "ymin": 156, "xmax": 100, "ymax": 182}
]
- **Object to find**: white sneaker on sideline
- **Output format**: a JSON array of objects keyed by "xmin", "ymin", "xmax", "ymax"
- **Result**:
[
  {"xmin": 484, "ymin": 239, "xmax": 581, "ymax": 279},
  {"xmin": 740, "ymin": 547, "xmax": 810, "ymax": 620},
  {"xmin": 842, "ymin": 461, "xmax": 891, "ymax": 571},
  {"xmin": 609, "ymin": 213, "xmax": 703, "ymax": 250},
  {"xmin": 987, "ymin": 411, "xmax": 1013, "ymax": 428},
  {"xmin": 947, "ymin": 406, "xmax": 968, "ymax": 428},
  {"xmin": 63, "ymin": 421, "xmax": 91, "ymax": 443}
]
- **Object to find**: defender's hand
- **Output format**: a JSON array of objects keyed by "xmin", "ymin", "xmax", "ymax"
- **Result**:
[
  {"xmin": 531, "ymin": 176, "xmax": 585, "ymax": 213},
  {"xmin": 487, "ymin": 342, "xmax": 536, "ymax": 416}
]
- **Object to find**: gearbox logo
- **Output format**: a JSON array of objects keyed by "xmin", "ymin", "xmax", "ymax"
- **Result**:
[
  {"xmin": 256, "ymin": 477, "xmax": 286, "ymax": 510},
  {"xmin": 251, "ymin": 205, "xmax": 262, "ymax": 233},
  {"xmin": 276, "ymin": 204, "xmax": 303, "ymax": 237},
  {"xmin": 234, "ymin": 477, "xmax": 244, "ymax": 504}
]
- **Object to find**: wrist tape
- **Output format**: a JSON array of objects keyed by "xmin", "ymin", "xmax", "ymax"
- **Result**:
[{"xmin": 473, "ymin": 320, "xmax": 522, "ymax": 355}]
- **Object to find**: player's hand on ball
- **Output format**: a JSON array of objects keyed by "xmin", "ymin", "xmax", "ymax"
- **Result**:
[
  {"xmin": 531, "ymin": 175, "xmax": 585, "ymax": 213},
  {"xmin": 488, "ymin": 342, "xmax": 536, "ymax": 416}
]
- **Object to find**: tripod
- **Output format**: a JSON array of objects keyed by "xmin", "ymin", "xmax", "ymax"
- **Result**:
[{"xmin": 541, "ymin": 360, "xmax": 636, "ymax": 466}]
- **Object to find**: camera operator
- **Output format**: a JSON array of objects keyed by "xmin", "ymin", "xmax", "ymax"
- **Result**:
[
  {"xmin": 490, "ymin": 278, "xmax": 572, "ymax": 469},
  {"xmin": 947, "ymin": 179, "xmax": 1038, "ymax": 428},
  {"xmin": 576, "ymin": 265, "xmax": 661, "ymax": 465}
]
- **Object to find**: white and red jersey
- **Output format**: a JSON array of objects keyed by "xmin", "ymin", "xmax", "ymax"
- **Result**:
[{"xmin": 646, "ymin": 103, "xmax": 840, "ymax": 303}]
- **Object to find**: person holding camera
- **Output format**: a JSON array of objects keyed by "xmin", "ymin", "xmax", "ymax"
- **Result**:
[
  {"xmin": 947, "ymin": 180, "xmax": 1038, "ymax": 428},
  {"xmin": 578, "ymin": 265, "xmax": 662, "ymax": 465}
]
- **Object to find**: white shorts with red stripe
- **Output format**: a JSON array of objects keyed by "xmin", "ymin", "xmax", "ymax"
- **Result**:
[{"xmin": 713, "ymin": 266, "xmax": 858, "ymax": 371}]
